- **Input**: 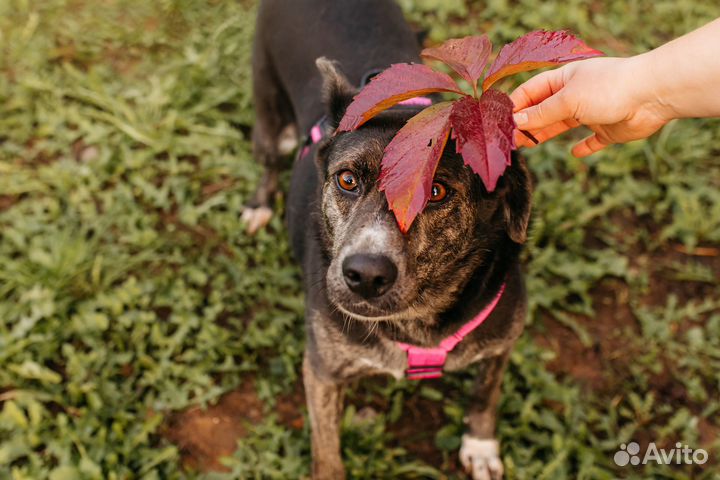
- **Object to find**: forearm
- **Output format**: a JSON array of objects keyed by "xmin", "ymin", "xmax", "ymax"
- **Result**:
[{"xmin": 637, "ymin": 18, "xmax": 720, "ymax": 120}]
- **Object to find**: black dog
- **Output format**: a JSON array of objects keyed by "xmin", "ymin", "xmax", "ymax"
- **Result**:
[{"xmin": 247, "ymin": 1, "xmax": 532, "ymax": 478}]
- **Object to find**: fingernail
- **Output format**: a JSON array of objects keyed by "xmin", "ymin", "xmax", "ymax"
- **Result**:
[{"xmin": 513, "ymin": 112, "xmax": 528, "ymax": 126}]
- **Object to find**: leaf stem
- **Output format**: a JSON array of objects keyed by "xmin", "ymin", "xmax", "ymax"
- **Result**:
[{"xmin": 520, "ymin": 129, "xmax": 539, "ymax": 145}]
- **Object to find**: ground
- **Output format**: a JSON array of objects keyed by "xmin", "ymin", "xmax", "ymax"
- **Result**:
[{"xmin": 0, "ymin": 1, "xmax": 719, "ymax": 479}]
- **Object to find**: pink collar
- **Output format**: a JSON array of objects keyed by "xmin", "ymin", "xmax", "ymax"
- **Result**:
[{"xmin": 397, "ymin": 283, "xmax": 505, "ymax": 380}]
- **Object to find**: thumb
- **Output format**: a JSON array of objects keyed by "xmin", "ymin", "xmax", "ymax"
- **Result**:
[{"xmin": 513, "ymin": 93, "xmax": 574, "ymax": 131}]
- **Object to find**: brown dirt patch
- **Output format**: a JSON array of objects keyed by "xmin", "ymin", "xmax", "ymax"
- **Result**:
[
  {"xmin": 534, "ymin": 278, "xmax": 638, "ymax": 394},
  {"xmin": 163, "ymin": 377, "xmax": 305, "ymax": 472},
  {"xmin": 0, "ymin": 195, "xmax": 19, "ymax": 212},
  {"xmin": 163, "ymin": 379, "xmax": 264, "ymax": 472}
]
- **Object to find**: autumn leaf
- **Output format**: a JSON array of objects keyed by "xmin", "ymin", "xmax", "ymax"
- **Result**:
[
  {"xmin": 421, "ymin": 35, "xmax": 492, "ymax": 94},
  {"xmin": 379, "ymin": 102, "xmax": 454, "ymax": 233},
  {"xmin": 337, "ymin": 63, "xmax": 461, "ymax": 131},
  {"xmin": 332, "ymin": 31, "xmax": 602, "ymax": 233},
  {"xmin": 482, "ymin": 30, "xmax": 603, "ymax": 90},
  {"xmin": 450, "ymin": 91, "xmax": 515, "ymax": 192}
]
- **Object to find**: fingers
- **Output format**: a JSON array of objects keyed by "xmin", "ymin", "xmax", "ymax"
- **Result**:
[
  {"xmin": 509, "ymin": 68, "xmax": 566, "ymax": 111},
  {"xmin": 572, "ymin": 134, "xmax": 608, "ymax": 157},
  {"xmin": 513, "ymin": 91, "xmax": 575, "ymax": 131},
  {"xmin": 534, "ymin": 119, "xmax": 578, "ymax": 143},
  {"xmin": 514, "ymin": 118, "xmax": 580, "ymax": 148},
  {"xmin": 510, "ymin": 67, "xmax": 611, "ymax": 157},
  {"xmin": 510, "ymin": 67, "xmax": 579, "ymax": 133},
  {"xmin": 516, "ymin": 126, "xmax": 610, "ymax": 157}
]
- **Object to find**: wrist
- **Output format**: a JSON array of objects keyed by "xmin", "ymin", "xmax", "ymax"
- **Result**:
[{"xmin": 626, "ymin": 52, "xmax": 677, "ymax": 123}]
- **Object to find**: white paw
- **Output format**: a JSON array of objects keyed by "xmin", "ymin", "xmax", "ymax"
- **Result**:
[
  {"xmin": 459, "ymin": 436, "xmax": 504, "ymax": 480},
  {"xmin": 241, "ymin": 206, "xmax": 273, "ymax": 234},
  {"xmin": 277, "ymin": 124, "xmax": 298, "ymax": 155}
]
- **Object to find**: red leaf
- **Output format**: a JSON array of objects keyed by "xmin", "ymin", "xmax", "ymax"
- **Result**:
[
  {"xmin": 379, "ymin": 101, "xmax": 454, "ymax": 233},
  {"xmin": 421, "ymin": 35, "xmax": 492, "ymax": 93},
  {"xmin": 482, "ymin": 30, "xmax": 604, "ymax": 90},
  {"xmin": 337, "ymin": 64, "xmax": 461, "ymax": 132},
  {"xmin": 450, "ymin": 91, "xmax": 515, "ymax": 192}
]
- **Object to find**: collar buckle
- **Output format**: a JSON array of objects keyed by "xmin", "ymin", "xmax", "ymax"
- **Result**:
[{"xmin": 396, "ymin": 282, "xmax": 506, "ymax": 380}]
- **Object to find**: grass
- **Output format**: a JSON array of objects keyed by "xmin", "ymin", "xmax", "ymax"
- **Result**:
[{"xmin": 0, "ymin": 0, "xmax": 718, "ymax": 478}]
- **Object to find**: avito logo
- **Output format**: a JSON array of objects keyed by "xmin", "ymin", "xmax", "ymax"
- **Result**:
[{"xmin": 614, "ymin": 442, "xmax": 708, "ymax": 467}]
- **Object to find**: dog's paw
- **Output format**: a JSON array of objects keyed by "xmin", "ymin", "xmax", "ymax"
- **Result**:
[
  {"xmin": 241, "ymin": 206, "xmax": 273, "ymax": 235},
  {"xmin": 459, "ymin": 436, "xmax": 503, "ymax": 480}
]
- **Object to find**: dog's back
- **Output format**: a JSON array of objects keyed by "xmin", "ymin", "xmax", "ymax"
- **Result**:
[{"xmin": 254, "ymin": 0, "xmax": 421, "ymax": 132}]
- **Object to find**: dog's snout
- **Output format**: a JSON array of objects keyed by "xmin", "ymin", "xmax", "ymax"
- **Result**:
[{"xmin": 342, "ymin": 254, "xmax": 398, "ymax": 299}]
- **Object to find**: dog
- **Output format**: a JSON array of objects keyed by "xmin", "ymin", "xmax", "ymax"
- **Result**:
[{"xmin": 247, "ymin": 1, "xmax": 532, "ymax": 478}]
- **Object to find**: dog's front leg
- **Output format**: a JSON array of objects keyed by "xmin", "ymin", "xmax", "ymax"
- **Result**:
[
  {"xmin": 460, "ymin": 352, "xmax": 510, "ymax": 480},
  {"xmin": 303, "ymin": 354, "xmax": 346, "ymax": 480}
]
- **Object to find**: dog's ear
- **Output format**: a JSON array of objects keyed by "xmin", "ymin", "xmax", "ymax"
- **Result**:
[
  {"xmin": 499, "ymin": 154, "xmax": 532, "ymax": 244},
  {"xmin": 316, "ymin": 57, "xmax": 356, "ymax": 129}
]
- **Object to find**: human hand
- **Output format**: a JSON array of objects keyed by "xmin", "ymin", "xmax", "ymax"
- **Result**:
[{"xmin": 510, "ymin": 56, "xmax": 671, "ymax": 157}]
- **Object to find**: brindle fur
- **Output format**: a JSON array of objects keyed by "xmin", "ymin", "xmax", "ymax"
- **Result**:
[{"xmin": 251, "ymin": 1, "xmax": 532, "ymax": 479}]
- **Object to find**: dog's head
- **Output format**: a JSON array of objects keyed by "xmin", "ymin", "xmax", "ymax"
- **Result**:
[{"xmin": 315, "ymin": 59, "xmax": 532, "ymax": 322}]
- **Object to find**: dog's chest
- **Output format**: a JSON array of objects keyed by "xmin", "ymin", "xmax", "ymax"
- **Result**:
[
  {"xmin": 354, "ymin": 354, "xmax": 406, "ymax": 379},
  {"xmin": 309, "ymin": 311, "xmax": 515, "ymax": 381},
  {"xmin": 310, "ymin": 315, "xmax": 408, "ymax": 379}
]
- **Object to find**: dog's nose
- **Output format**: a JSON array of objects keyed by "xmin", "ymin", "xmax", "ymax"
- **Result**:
[{"xmin": 342, "ymin": 254, "xmax": 398, "ymax": 299}]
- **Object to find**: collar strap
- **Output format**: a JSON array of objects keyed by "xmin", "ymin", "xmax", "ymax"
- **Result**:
[
  {"xmin": 298, "ymin": 116, "xmax": 329, "ymax": 160},
  {"xmin": 397, "ymin": 283, "xmax": 506, "ymax": 380}
]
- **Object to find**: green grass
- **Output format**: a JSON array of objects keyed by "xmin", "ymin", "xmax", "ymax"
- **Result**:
[{"xmin": 1, "ymin": 0, "xmax": 719, "ymax": 479}]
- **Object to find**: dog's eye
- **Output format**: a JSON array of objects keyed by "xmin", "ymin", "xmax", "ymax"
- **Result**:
[
  {"xmin": 429, "ymin": 182, "xmax": 447, "ymax": 202},
  {"xmin": 336, "ymin": 170, "xmax": 359, "ymax": 192}
]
